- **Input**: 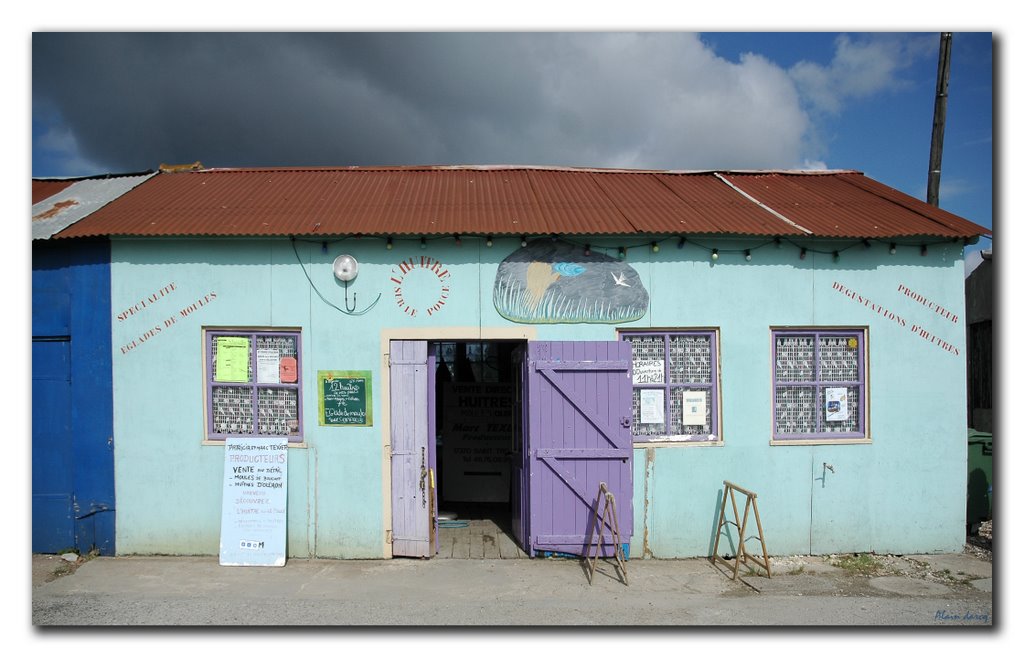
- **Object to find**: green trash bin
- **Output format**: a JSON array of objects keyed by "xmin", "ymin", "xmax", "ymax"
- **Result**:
[{"xmin": 967, "ymin": 428, "xmax": 993, "ymax": 529}]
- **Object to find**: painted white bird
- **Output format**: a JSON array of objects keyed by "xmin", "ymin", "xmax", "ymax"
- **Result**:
[{"xmin": 612, "ymin": 272, "xmax": 630, "ymax": 287}]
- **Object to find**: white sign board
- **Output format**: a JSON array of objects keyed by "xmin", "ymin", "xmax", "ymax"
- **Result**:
[
  {"xmin": 639, "ymin": 389, "xmax": 665, "ymax": 425},
  {"xmin": 219, "ymin": 438, "xmax": 288, "ymax": 566},
  {"xmin": 632, "ymin": 360, "xmax": 665, "ymax": 384},
  {"xmin": 682, "ymin": 391, "xmax": 707, "ymax": 426},
  {"xmin": 256, "ymin": 348, "xmax": 280, "ymax": 384}
]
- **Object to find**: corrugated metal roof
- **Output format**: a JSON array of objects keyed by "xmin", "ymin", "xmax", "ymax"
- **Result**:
[
  {"xmin": 32, "ymin": 172, "xmax": 158, "ymax": 240},
  {"xmin": 719, "ymin": 172, "xmax": 977, "ymax": 239},
  {"xmin": 53, "ymin": 165, "xmax": 990, "ymax": 240},
  {"xmin": 33, "ymin": 179, "xmax": 75, "ymax": 205},
  {"xmin": 653, "ymin": 172, "xmax": 791, "ymax": 235}
]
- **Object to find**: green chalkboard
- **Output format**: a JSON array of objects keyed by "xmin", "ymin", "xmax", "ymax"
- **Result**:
[{"xmin": 318, "ymin": 370, "xmax": 372, "ymax": 427}]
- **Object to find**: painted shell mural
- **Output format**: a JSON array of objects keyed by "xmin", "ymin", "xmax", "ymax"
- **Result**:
[{"xmin": 493, "ymin": 240, "xmax": 649, "ymax": 324}]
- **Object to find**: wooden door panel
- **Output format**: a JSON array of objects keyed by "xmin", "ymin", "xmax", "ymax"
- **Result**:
[
  {"xmin": 390, "ymin": 340, "xmax": 431, "ymax": 557},
  {"xmin": 526, "ymin": 341, "xmax": 633, "ymax": 556}
]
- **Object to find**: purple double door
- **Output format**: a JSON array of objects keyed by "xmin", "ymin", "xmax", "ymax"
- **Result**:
[
  {"xmin": 512, "ymin": 341, "xmax": 633, "ymax": 557},
  {"xmin": 391, "ymin": 340, "xmax": 633, "ymax": 558}
]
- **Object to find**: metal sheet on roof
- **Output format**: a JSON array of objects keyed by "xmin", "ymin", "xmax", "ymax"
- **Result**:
[
  {"xmin": 653, "ymin": 173, "xmax": 793, "ymax": 235},
  {"xmin": 719, "ymin": 172, "xmax": 971, "ymax": 238},
  {"xmin": 53, "ymin": 166, "xmax": 990, "ymax": 241},
  {"xmin": 32, "ymin": 173, "xmax": 158, "ymax": 240},
  {"xmin": 32, "ymin": 179, "xmax": 75, "ymax": 205}
]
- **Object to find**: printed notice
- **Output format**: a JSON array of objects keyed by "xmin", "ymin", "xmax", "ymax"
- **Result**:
[
  {"xmin": 633, "ymin": 360, "xmax": 665, "ymax": 384},
  {"xmin": 682, "ymin": 391, "xmax": 707, "ymax": 426},
  {"xmin": 215, "ymin": 336, "xmax": 250, "ymax": 382},
  {"xmin": 256, "ymin": 348, "xmax": 280, "ymax": 384},
  {"xmin": 219, "ymin": 438, "xmax": 288, "ymax": 567},
  {"xmin": 825, "ymin": 387, "xmax": 849, "ymax": 422},
  {"xmin": 280, "ymin": 356, "xmax": 298, "ymax": 383},
  {"xmin": 640, "ymin": 389, "xmax": 665, "ymax": 425}
]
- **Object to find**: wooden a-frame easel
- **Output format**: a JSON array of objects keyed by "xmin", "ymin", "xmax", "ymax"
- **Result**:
[
  {"xmin": 585, "ymin": 482, "xmax": 629, "ymax": 586},
  {"xmin": 711, "ymin": 480, "xmax": 771, "ymax": 580}
]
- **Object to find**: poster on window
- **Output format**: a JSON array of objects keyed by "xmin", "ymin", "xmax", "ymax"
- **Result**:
[
  {"xmin": 219, "ymin": 438, "xmax": 288, "ymax": 567},
  {"xmin": 639, "ymin": 389, "xmax": 665, "ymax": 424},
  {"xmin": 215, "ymin": 336, "xmax": 250, "ymax": 382},
  {"xmin": 256, "ymin": 348, "xmax": 280, "ymax": 384},
  {"xmin": 632, "ymin": 360, "xmax": 665, "ymax": 384},
  {"xmin": 279, "ymin": 356, "xmax": 298, "ymax": 383},
  {"xmin": 682, "ymin": 391, "xmax": 707, "ymax": 426},
  {"xmin": 825, "ymin": 387, "xmax": 849, "ymax": 422}
]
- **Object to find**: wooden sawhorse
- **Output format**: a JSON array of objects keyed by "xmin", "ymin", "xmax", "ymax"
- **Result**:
[
  {"xmin": 585, "ymin": 482, "xmax": 629, "ymax": 585},
  {"xmin": 711, "ymin": 480, "xmax": 771, "ymax": 580}
]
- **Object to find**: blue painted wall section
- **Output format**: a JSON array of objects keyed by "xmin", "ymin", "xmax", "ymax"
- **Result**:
[
  {"xmin": 109, "ymin": 236, "xmax": 968, "ymax": 558},
  {"xmin": 32, "ymin": 239, "xmax": 116, "ymax": 554}
]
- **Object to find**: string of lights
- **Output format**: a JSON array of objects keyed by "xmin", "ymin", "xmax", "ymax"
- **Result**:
[{"xmin": 294, "ymin": 233, "xmax": 975, "ymax": 261}]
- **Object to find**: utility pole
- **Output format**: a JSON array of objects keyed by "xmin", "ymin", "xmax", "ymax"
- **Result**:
[{"xmin": 927, "ymin": 32, "xmax": 953, "ymax": 207}]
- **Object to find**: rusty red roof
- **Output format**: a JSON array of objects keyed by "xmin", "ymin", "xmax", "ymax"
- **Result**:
[
  {"xmin": 33, "ymin": 179, "xmax": 74, "ymax": 204},
  {"xmin": 53, "ymin": 165, "xmax": 990, "ymax": 240}
]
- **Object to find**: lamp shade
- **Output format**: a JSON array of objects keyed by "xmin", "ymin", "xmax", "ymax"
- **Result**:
[{"xmin": 332, "ymin": 254, "xmax": 359, "ymax": 282}]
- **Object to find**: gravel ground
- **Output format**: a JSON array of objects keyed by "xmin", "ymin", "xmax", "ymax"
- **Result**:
[
  {"xmin": 31, "ymin": 551, "xmax": 93, "ymax": 587},
  {"xmin": 31, "ymin": 543, "xmax": 994, "ymax": 626},
  {"xmin": 32, "ymin": 543, "xmax": 993, "ymax": 592}
]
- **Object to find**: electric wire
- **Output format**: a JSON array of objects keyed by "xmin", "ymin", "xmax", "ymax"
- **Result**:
[{"xmin": 291, "ymin": 237, "xmax": 381, "ymax": 316}]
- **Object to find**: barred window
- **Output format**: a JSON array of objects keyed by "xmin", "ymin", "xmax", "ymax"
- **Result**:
[
  {"xmin": 205, "ymin": 329, "xmax": 302, "ymax": 442},
  {"xmin": 772, "ymin": 328, "xmax": 867, "ymax": 442},
  {"xmin": 620, "ymin": 330, "xmax": 720, "ymax": 443}
]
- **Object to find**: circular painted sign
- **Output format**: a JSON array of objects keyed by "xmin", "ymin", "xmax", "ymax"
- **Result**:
[{"xmin": 389, "ymin": 256, "xmax": 452, "ymax": 318}]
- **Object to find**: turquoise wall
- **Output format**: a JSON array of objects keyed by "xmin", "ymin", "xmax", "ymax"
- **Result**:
[{"xmin": 110, "ymin": 236, "xmax": 968, "ymax": 558}]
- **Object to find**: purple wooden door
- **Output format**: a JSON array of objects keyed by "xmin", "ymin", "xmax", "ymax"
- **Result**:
[
  {"xmin": 525, "ymin": 341, "xmax": 633, "ymax": 557},
  {"xmin": 390, "ymin": 340, "xmax": 432, "ymax": 557}
]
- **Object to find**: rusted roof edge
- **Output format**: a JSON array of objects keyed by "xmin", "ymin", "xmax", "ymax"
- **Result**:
[
  {"xmin": 193, "ymin": 164, "xmax": 865, "ymax": 176},
  {"xmin": 838, "ymin": 173, "xmax": 991, "ymax": 237}
]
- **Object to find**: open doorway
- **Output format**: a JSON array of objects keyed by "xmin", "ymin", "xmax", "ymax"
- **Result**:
[
  {"xmin": 389, "ymin": 337, "xmax": 632, "ymax": 560},
  {"xmin": 431, "ymin": 340, "xmax": 524, "ymax": 558}
]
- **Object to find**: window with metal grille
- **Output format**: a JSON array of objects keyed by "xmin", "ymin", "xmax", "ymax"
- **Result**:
[
  {"xmin": 968, "ymin": 320, "xmax": 992, "ymax": 413},
  {"xmin": 620, "ymin": 330, "xmax": 720, "ymax": 443},
  {"xmin": 772, "ymin": 328, "xmax": 867, "ymax": 442},
  {"xmin": 204, "ymin": 329, "xmax": 302, "ymax": 442}
]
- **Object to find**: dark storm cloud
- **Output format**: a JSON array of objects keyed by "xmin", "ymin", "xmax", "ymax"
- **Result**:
[
  {"xmin": 33, "ymin": 33, "xmax": 564, "ymax": 170},
  {"xmin": 32, "ymin": 32, "xmax": 931, "ymax": 175}
]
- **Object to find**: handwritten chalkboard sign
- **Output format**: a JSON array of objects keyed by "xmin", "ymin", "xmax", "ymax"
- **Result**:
[{"xmin": 318, "ymin": 370, "xmax": 372, "ymax": 427}]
